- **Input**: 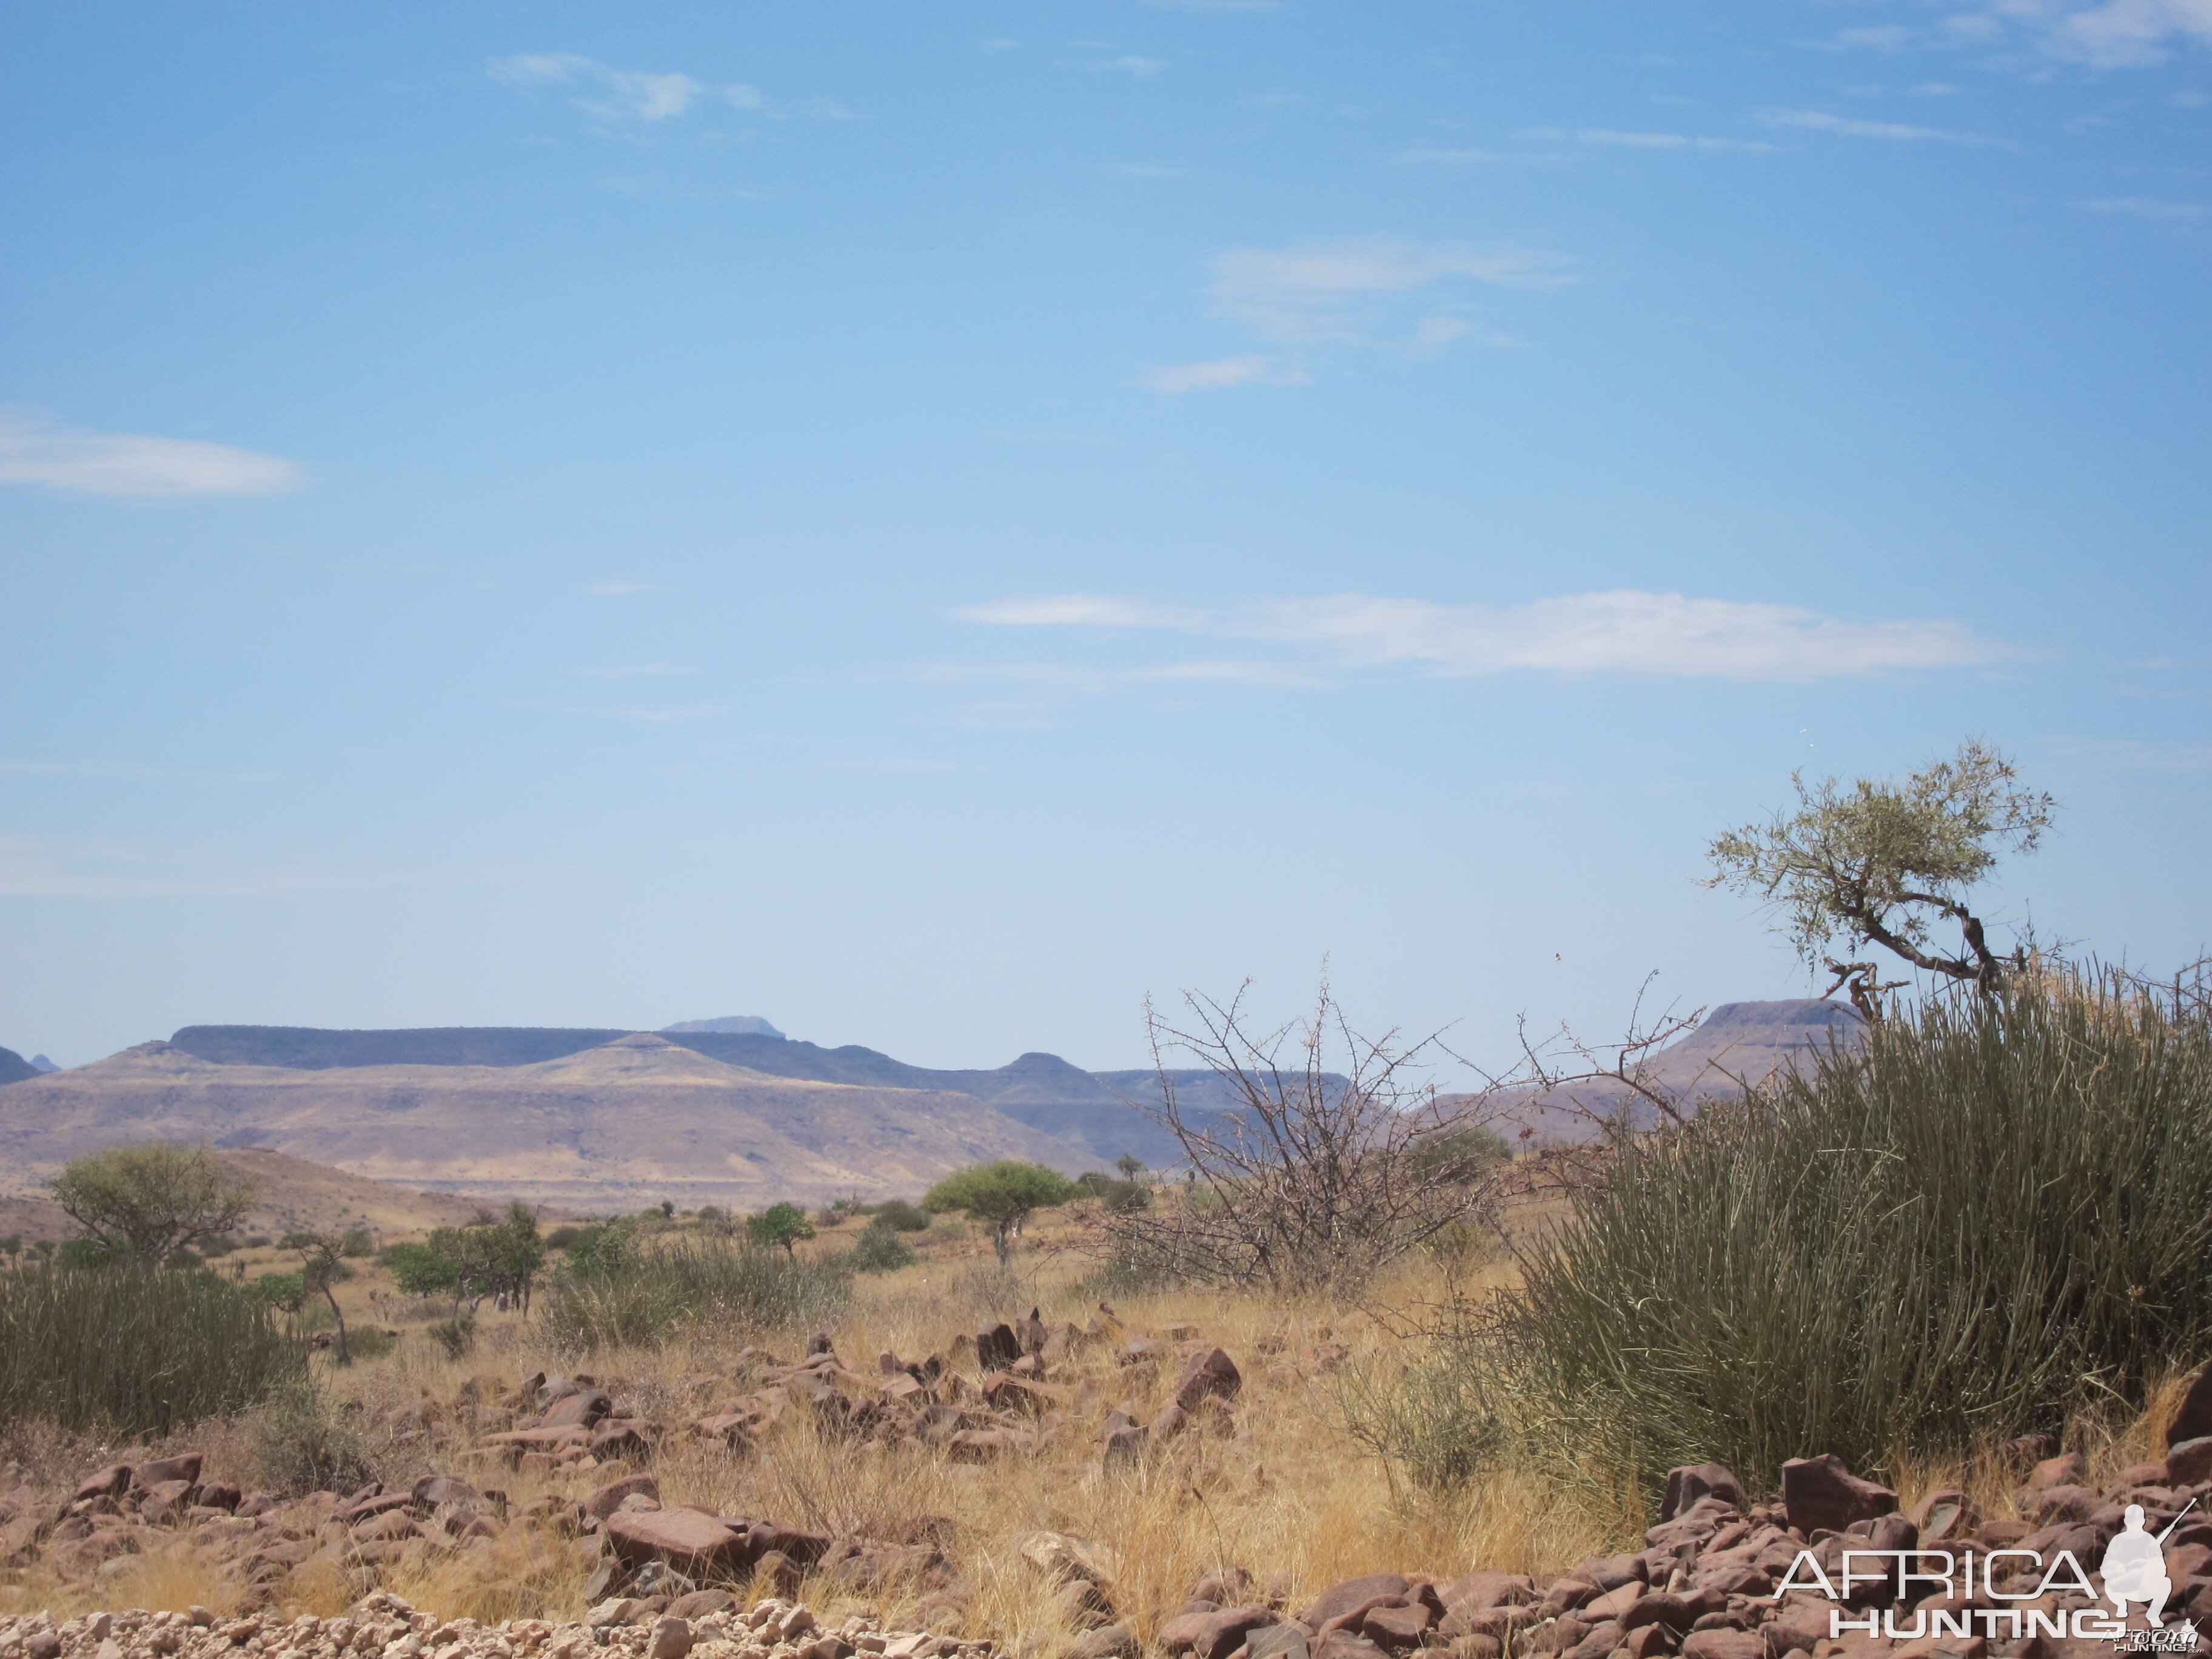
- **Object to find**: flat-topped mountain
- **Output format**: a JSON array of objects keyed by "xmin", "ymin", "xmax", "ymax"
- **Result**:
[
  {"xmin": 162, "ymin": 1022, "xmax": 1221, "ymax": 1167},
  {"xmin": 1486, "ymin": 997, "xmax": 1866, "ymax": 1141},
  {"xmin": 0, "ymin": 1032, "xmax": 1105, "ymax": 1211}
]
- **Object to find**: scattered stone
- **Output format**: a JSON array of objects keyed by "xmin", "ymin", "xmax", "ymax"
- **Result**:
[
  {"xmin": 1660, "ymin": 1463, "xmax": 1745, "ymax": 1521},
  {"xmin": 2168, "ymin": 1362, "xmax": 2212, "ymax": 1448},
  {"xmin": 1778, "ymin": 1453, "xmax": 1899, "ymax": 1535}
]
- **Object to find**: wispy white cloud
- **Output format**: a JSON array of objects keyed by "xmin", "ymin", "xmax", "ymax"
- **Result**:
[
  {"xmin": 0, "ymin": 835, "xmax": 338, "ymax": 899},
  {"xmin": 1390, "ymin": 146, "xmax": 1521, "ymax": 165},
  {"xmin": 492, "ymin": 53, "xmax": 719, "ymax": 120},
  {"xmin": 2080, "ymin": 195, "xmax": 2208, "ymax": 219},
  {"xmin": 1758, "ymin": 108, "xmax": 1989, "ymax": 142},
  {"xmin": 578, "ymin": 663, "xmax": 699, "ymax": 680},
  {"xmin": 1523, "ymin": 126, "xmax": 1774, "ymax": 152},
  {"xmin": 909, "ymin": 659, "xmax": 1327, "ymax": 692},
  {"xmin": 580, "ymin": 580, "xmax": 658, "ymax": 597},
  {"xmin": 2005, "ymin": 0, "xmax": 2212, "ymax": 66},
  {"xmin": 564, "ymin": 703, "xmax": 729, "ymax": 723},
  {"xmin": 956, "ymin": 595, "xmax": 1210, "ymax": 629},
  {"xmin": 1866, "ymin": 2, "xmax": 2212, "ymax": 67},
  {"xmin": 982, "ymin": 38, "xmax": 1021, "ymax": 53},
  {"xmin": 1096, "ymin": 55, "xmax": 1170, "ymax": 77},
  {"xmin": 2048, "ymin": 736, "xmax": 2212, "ymax": 771},
  {"xmin": 960, "ymin": 590, "xmax": 2006, "ymax": 682},
  {"xmin": 0, "ymin": 411, "xmax": 301, "ymax": 498},
  {"xmin": 1138, "ymin": 354, "xmax": 1305, "ymax": 394},
  {"xmin": 1207, "ymin": 236, "xmax": 1576, "ymax": 344},
  {"xmin": 489, "ymin": 53, "xmax": 849, "ymax": 122}
]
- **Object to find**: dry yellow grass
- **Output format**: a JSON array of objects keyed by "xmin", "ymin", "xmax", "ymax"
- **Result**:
[
  {"xmin": 5, "ymin": 1203, "xmax": 2195, "ymax": 1653},
  {"xmin": 256, "ymin": 1216, "xmax": 1644, "ymax": 1646}
]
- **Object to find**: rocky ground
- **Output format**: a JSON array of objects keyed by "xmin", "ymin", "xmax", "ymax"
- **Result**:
[{"xmin": 7, "ymin": 1324, "xmax": 2212, "ymax": 1659}]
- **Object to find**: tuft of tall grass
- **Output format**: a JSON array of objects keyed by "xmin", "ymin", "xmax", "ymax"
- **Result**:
[
  {"xmin": 0, "ymin": 1262, "xmax": 306, "ymax": 1437},
  {"xmin": 541, "ymin": 1233, "xmax": 851, "ymax": 1352},
  {"xmin": 1372, "ymin": 974, "xmax": 2212, "ymax": 1493}
]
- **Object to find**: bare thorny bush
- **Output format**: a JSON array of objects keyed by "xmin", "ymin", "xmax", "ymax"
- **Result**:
[{"xmin": 1097, "ymin": 980, "xmax": 1510, "ymax": 1297}]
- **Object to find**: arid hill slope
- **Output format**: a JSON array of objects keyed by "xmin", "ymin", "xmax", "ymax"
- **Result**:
[{"xmin": 0, "ymin": 1033, "xmax": 1097, "ymax": 1210}]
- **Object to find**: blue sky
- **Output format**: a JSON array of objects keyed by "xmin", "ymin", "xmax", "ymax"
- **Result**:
[{"xmin": 3, "ymin": 2, "xmax": 2207, "ymax": 1072}]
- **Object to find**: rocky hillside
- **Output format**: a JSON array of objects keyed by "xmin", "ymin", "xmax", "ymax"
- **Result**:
[
  {"xmin": 1480, "ymin": 999, "xmax": 1866, "ymax": 1142},
  {"xmin": 157, "ymin": 1025, "xmax": 1213, "ymax": 1168},
  {"xmin": 0, "ymin": 1034, "xmax": 1100, "ymax": 1210}
]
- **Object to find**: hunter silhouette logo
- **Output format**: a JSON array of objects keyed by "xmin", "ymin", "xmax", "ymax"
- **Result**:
[{"xmin": 2102, "ymin": 1502, "xmax": 2186, "ymax": 1626}]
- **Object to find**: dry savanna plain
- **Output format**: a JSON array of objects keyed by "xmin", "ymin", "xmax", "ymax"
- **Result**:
[{"xmin": 3, "ymin": 1179, "xmax": 2210, "ymax": 1659}]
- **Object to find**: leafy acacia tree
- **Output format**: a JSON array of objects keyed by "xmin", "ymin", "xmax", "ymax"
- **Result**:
[
  {"xmin": 1707, "ymin": 739, "xmax": 2055, "ymax": 1017},
  {"xmin": 391, "ymin": 1202, "xmax": 545, "ymax": 1313},
  {"xmin": 746, "ymin": 1201, "xmax": 815, "ymax": 1261},
  {"xmin": 49, "ymin": 1142, "xmax": 256, "ymax": 1264},
  {"xmin": 923, "ymin": 1161, "xmax": 1077, "ymax": 1265}
]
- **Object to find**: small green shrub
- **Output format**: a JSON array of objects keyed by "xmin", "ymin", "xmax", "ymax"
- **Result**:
[
  {"xmin": 426, "ymin": 1314, "xmax": 475, "ymax": 1359},
  {"xmin": 339, "ymin": 1227, "xmax": 375, "ymax": 1258},
  {"xmin": 0, "ymin": 1262, "xmax": 306, "ymax": 1436},
  {"xmin": 347, "ymin": 1326, "xmax": 396, "ymax": 1361},
  {"xmin": 542, "ymin": 1235, "xmax": 850, "ymax": 1352},
  {"xmin": 871, "ymin": 1198, "xmax": 930, "ymax": 1233},
  {"xmin": 249, "ymin": 1383, "xmax": 373, "ymax": 1495},
  {"xmin": 850, "ymin": 1219, "xmax": 918, "ymax": 1274}
]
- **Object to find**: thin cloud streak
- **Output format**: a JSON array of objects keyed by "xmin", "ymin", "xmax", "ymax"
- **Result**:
[
  {"xmin": 2081, "ymin": 196, "xmax": 2208, "ymax": 220},
  {"xmin": 1139, "ymin": 355, "xmax": 1305, "ymax": 394},
  {"xmin": 1523, "ymin": 127, "xmax": 1774, "ymax": 152},
  {"xmin": 961, "ymin": 590, "xmax": 2008, "ymax": 682},
  {"xmin": 1760, "ymin": 109, "xmax": 1990, "ymax": 143},
  {"xmin": 0, "ymin": 411, "xmax": 301, "ymax": 497}
]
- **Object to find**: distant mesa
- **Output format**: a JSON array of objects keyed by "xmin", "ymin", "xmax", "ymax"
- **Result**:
[
  {"xmin": 1486, "ymin": 997, "xmax": 1866, "ymax": 1142},
  {"xmin": 0, "ymin": 998, "xmax": 1857, "ymax": 1205},
  {"xmin": 30, "ymin": 1054, "xmax": 58, "ymax": 1073},
  {"xmin": 660, "ymin": 1014, "xmax": 786, "ymax": 1038}
]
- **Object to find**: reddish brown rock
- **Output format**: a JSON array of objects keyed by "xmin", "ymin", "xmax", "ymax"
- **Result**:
[
  {"xmin": 2027, "ymin": 1453, "xmax": 2087, "ymax": 1490},
  {"xmin": 2167, "ymin": 1436, "xmax": 2212, "ymax": 1486},
  {"xmin": 132, "ymin": 1454, "xmax": 203, "ymax": 1490},
  {"xmin": 1780, "ymin": 1455, "xmax": 1898, "ymax": 1535},
  {"xmin": 2168, "ymin": 1364, "xmax": 2212, "ymax": 1449},
  {"xmin": 1439, "ymin": 1572, "xmax": 1536, "ymax": 1612},
  {"xmin": 745, "ymin": 1522, "xmax": 831, "ymax": 1566},
  {"xmin": 72, "ymin": 1466, "xmax": 132, "ymax": 1502},
  {"xmin": 1681, "ymin": 1632, "xmax": 1765, "ymax": 1659},
  {"xmin": 585, "ymin": 1475, "xmax": 662, "ymax": 1523},
  {"xmin": 1908, "ymin": 1488, "xmax": 1972, "ymax": 1544},
  {"xmin": 1362, "ymin": 1602, "xmax": 1439, "ymax": 1652},
  {"xmin": 1660, "ymin": 1463, "xmax": 1746, "ymax": 1523},
  {"xmin": 1195, "ymin": 1606, "xmax": 1281, "ymax": 1659},
  {"xmin": 604, "ymin": 1506, "xmax": 746, "ymax": 1572},
  {"xmin": 413, "ymin": 1474, "xmax": 480, "ymax": 1509},
  {"xmin": 592, "ymin": 1420, "xmax": 653, "ymax": 1460},
  {"xmin": 543, "ymin": 1389, "xmax": 612, "ymax": 1429},
  {"xmin": 1174, "ymin": 1349, "xmax": 1243, "ymax": 1413},
  {"xmin": 1305, "ymin": 1574, "xmax": 1412, "ymax": 1629}
]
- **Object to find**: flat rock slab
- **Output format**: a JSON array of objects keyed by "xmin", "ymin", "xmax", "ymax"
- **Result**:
[{"xmin": 605, "ymin": 1507, "xmax": 747, "ymax": 1572}]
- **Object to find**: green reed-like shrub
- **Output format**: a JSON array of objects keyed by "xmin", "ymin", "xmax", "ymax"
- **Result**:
[
  {"xmin": 1370, "ymin": 974, "xmax": 2212, "ymax": 1494},
  {"xmin": 540, "ymin": 1233, "xmax": 851, "ymax": 1352},
  {"xmin": 0, "ymin": 1261, "xmax": 307, "ymax": 1436}
]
